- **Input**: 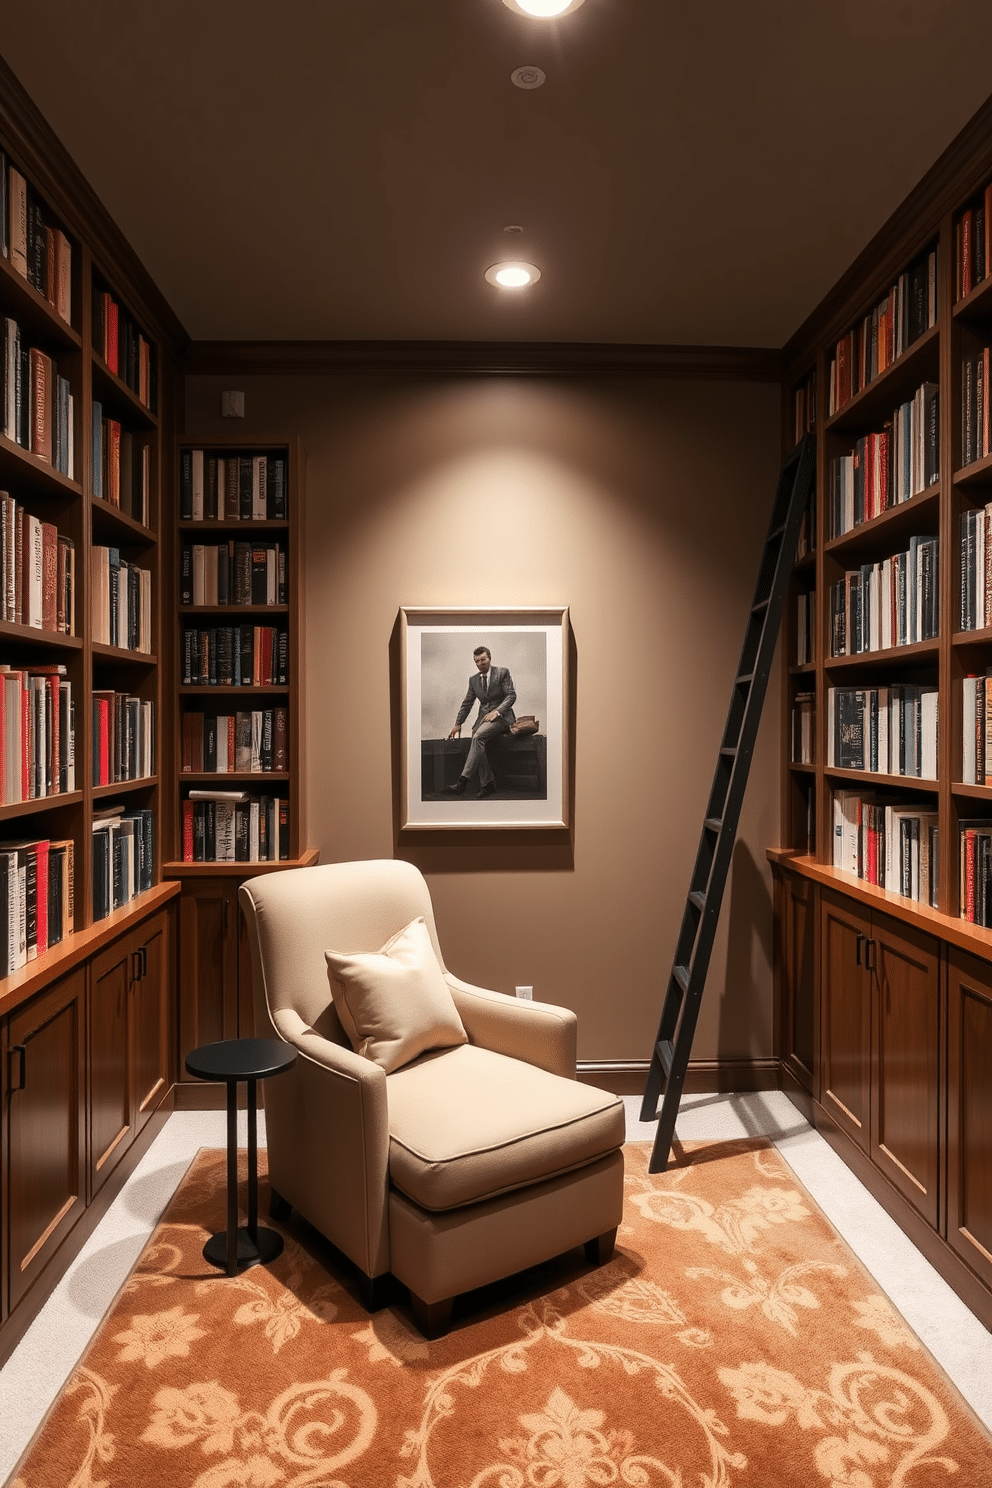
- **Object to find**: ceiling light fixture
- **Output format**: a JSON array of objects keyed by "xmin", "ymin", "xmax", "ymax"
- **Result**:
[
  {"xmin": 485, "ymin": 261, "xmax": 542, "ymax": 288},
  {"xmin": 501, "ymin": 0, "xmax": 585, "ymax": 16}
]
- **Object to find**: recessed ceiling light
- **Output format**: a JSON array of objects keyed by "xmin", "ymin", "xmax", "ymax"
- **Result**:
[
  {"xmin": 485, "ymin": 261, "xmax": 542, "ymax": 288},
  {"xmin": 502, "ymin": 0, "xmax": 585, "ymax": 16}
]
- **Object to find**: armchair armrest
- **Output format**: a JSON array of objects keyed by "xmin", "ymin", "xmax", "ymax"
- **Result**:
[{"xmin": 444, "ymin": 974, "xmax": 577, "ymax": 1078}]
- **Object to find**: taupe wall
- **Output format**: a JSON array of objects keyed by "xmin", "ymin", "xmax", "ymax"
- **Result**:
[{"xmin": 185, "ymin": 372, "xmax": 783, "ymax": 1066}]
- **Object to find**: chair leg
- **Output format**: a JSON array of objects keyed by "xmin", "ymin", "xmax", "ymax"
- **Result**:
[
  {"xmin": 584, "ymin": 1227, "xmax": 618, "ymax": 1266},
  {"xmin": 357, "ymin": 1272, "xmax": 393, "ymax": 1314},
  {"xmin": 269, "ymin": 1187, "xmax": 292, "ymax": 1221},
  {"xmin": 409, "ymin": 1292, "xmax": 454, "ymax": 1339}
]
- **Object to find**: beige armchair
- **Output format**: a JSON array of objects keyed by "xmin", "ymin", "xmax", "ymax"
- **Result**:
[{"xmin": 239, "ymin": 859, "xmax": 625, "ymax": 1335}]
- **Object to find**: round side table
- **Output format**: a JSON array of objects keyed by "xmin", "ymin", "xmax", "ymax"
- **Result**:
[{"xmin": 185, "ymin": 1037, "xmax": 297, "ymax": 1277}]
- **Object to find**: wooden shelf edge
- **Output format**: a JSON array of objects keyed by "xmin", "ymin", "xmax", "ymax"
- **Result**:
[
  {"xmin": 162, "ymin": 848, "xmax": 319, "ymax": 877},
  {"xmin": 765, "ymin": 849, "xmax": 992, "ymax": 963},
  {"xmin": 0, "ymin": 881, "xmax": 181, "ymax": 1017}
]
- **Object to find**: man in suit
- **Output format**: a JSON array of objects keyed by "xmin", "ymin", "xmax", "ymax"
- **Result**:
[{"xmin": 446, "ymin": 646, "xmax": 516, "ymax": 797}]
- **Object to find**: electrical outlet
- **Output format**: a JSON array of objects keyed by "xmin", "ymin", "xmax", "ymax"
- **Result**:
[{"xmin": 515, "ymin": 985, "xmax": 533, "ymax": 1000}]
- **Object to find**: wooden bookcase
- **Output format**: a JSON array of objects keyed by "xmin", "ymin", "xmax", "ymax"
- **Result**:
[
  {"xmin": 0, "ymin": 69, "xmax": 185, "ymax": 1362},
  {"xmin": 774, "ymin": 112, "xmax": 992, "ymax": 1329},
  {"xmin": 162, "ymin": 436, "xmax": 316, "ymax": 1097}
]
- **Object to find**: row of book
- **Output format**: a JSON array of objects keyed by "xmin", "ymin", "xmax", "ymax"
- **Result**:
[
  {"xmin": 796, "ymin": 590, "xmax": 814, "ymax": 666},
  {"xmin": 791, "ymin": 691, "xmax": 814, "ymax": 765},
  {"xmin": 92, "ymin": 693, "xmax": 154, "ymax": 787},
  {"xmin": 92, "ymin": 806, "xmax": 153, "ymax": 921},
  {"xmin": 960, "ymin": 820, "xmax": 992, "ymax": 925},
  {"xmin": 0, "ymin": 837, "xmax": 74, "ymax": 975},
  {"xmin": 93, "ymin": 288, "xmax": 155, "ymax": 411},
  {"xmin": 955, "ymin": 186, "xmax": 992, "ymax": 302},
  {"xmin": 827, "ymin": 246, "xmax": 939, "ymax": 416},
  {"xmin": 180, "ymin": 542, "xmax": 287, "ymax": 607},
  {"xmin": 791, "ymin": 370, "xmax": 816, "ymax": 448},
  {"xmin": 91, "ymin": 546, "xmax": 152, "ymax": 652},
  {"xmin": 958, "ymin": 505, "xmax": 992, "ymax": 630},
  {"xmin": 180, "ymin": 451, "xmax": 288, "ymax": 522},
  {"xmin": 833, "ymin": 789, "xmax": 939, "ymax": 907},
  {"xmin": 181, "ymin": 625, "xmax": 289, "ymax": 687},
  {"xmin": 829, "ymin": 536, "xmax": 939, "ymax": 655},
  {"xmin": 1, "ymin": 664, "xmax": 74, "ymax": 805},
  {"xmin": 827, "ymin": 684, "xmax": 938, "ymax": 780},
  {"xmin": 181, "ymin": 708, "xmax": 288, "ymax": 774},
  {"xmin": 3, "ymin": 318, "xmax": 74, "ymax": 476},
  {"xmin": 962, "ymin": 673, "xmax": 992, "ymax": 785},
  {"xmin": 961, "ymin": 348, "xmax": 991, "ymax": 468},
  {"xmin": 182, "ymin": 790, "xmax": 289, "ymax": 863},
  {"xmin": 1, "ymin": 152, "xmax": 72, "ymax": 324},
  {"xmin": 92, "ymin": 402, "xmax": 151, "ymax": 525},
  {"xmin": 1, "ymin": 492, "xmax": 75, "ymax": 632},
  {"xmin": 827, "ymin": 383, "xmax": 939, "ymax": 537}
]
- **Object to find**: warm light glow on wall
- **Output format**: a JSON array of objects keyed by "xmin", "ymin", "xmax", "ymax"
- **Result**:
[{"xmin": 502, "ymin": 0, "xmax": 585, "ymax": 15}]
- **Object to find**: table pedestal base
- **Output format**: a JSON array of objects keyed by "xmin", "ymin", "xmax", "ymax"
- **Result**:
[{"xmin": 203, "ymin": 1226, "xmax": 284, "ymax": 1273}]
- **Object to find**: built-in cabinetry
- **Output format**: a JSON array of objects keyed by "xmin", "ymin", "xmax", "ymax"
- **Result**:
[
  {"xmin": 162, "ymin": 438, "xmax": 316, "ymax": 1098},
  {"xmin": 775, "ymin": 110, "xmax": 992, "ymax": 1329}
]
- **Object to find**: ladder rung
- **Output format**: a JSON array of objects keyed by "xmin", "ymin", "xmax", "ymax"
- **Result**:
[
  {"xmin": 704, "ymin": 817, "xmax": 722, "ymax": 832},
  {"xmin": 751, "ymin": 598, "xmax": 770, "ymax": 615},
  {"xmin": 655, "ymin": 1038, "xmax": 674, "ymax": 1078},
  {"xmin": 769, "ymin": 524, "xmax": 786, "ymax": 541},
  {"xmin": 719, "ymin": 747, "xmax": 737, "ymax": 757},
  {"xmin": 689, "ymin": 890, "xmax": 706, "ymax": 911},
  {"xmin": 737, "ymin": 672, "xmax": 755, "ymax": 685},
  {"xmin": 673, "ymin": 965, "xmax": 690, "ymax": 994}
]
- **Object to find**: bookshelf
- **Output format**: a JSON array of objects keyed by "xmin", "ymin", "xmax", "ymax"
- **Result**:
[
  {"xmin": 162, "ymin": 437, "xmax": 315, "ymax": 1094},
  {"xmin": 776, "ymin": 138, "xmax": 992, "ymax": 1328},
  {"xmin": 0, "ymin": 81, "xmax": 185, "ymax": 1362}
]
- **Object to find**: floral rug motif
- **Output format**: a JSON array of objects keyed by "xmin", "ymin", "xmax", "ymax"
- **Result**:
[{"xmin": 11, "ymin": 1139, "xmax": 991, "ymax": 1488}]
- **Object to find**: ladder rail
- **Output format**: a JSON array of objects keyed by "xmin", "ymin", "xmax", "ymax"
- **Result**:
[{"xmin": 641, "ymin": 435, "xmax": 816, "ymax": 1170}]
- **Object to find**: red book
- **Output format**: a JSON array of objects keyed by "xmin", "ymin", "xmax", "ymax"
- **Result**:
[
  {"xmin": 41, "ymin": 522, "xmax": 58, "ymax": 631},
  {"xmin": 34, "ymin": 839, "xmax": 49, "ymax": 956},
  {"xmin": 30, "ymin": 348, "xmax": 53, "ymax": 464},
  {"xmin": 183, "ymin": 799, "xmax": 194, "ymax": 862},
  {"xmin": 106, "ymin": 297, "xmax": 119, "ymax": 373},
  {"xmin": 47, "ymin": 675, "xmax": 60, "ymax": 796},
  {"xmin": 95, "ymin": 697, "xmax": 110, "ymax": 786}
]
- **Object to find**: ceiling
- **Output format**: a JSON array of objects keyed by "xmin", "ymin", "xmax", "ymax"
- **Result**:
[{"xmin": 4, "ymin": 1, "xmax": 992, "ymax": 348}]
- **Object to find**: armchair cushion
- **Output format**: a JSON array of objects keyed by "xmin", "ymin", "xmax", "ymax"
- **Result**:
[
  {"xmin": 325, "ymin": 915, "xmax": 468, "ymax": 1073},
  {"xmin": 386, "ymin": 1043, "xmax": 625, "ymax": 1211}
]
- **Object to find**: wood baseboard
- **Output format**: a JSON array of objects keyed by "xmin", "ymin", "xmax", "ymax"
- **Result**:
[{"xmin": 577, "ymin": 1058, "xmax": 780, "ymax": 1097}]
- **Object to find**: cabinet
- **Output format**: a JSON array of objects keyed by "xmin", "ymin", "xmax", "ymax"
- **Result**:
[{"xmin": 946, "ymin": 948, "xmax": 992, "ymax": 1295}]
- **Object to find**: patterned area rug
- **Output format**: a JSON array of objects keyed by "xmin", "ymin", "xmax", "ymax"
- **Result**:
[{"xmin": 11, "ymin": 1139, "xmax": 991, "ymax": 1487}]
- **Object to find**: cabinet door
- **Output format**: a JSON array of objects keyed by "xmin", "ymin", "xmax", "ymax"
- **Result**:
[
  {"xmin": 90, "ymin": 933, "xmax": 134, "ymax": 1196},
  {"xmin": 5, "ymin": 969, "xmax": 86, "ymax": 1314},
  {"xmin": 947, "ymin": 950, "xmax": 992, "ymax": 1289},
  {"xmin": 178, "ymin": 880, "xmax": 239, "ymax": 1079},
  {"xmin": 133, "ymin": 910, "xmax": 171, "ymax": 1135},
  {"xmin": 779, "ymin": 871, "xmax": 817, "ymax": 1095},
  {"xmin": 820, "ymin": 889, "xmax": 871, "ymax": 1151},
  {"xmin": 871, "ymin": 913, "xmax": 940, "ymax": 1226}
]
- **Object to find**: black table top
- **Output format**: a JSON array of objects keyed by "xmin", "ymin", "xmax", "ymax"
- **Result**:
[{"xmin": 185, "ymin": 1037, "xmax": 297, "ymax": 1083}]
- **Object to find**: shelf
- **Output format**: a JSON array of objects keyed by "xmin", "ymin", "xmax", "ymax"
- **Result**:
[
  {"xmin": 824, "ymin": 485, "xmax": 940, "ymax": 557},
  {"xmin": 93, "ymin": 777, "xmax": 158, "ymax": 799},
  {"xmin": 91, "ymin": 642, "xmax": 157, "ymax": 665},
  {"xmin": 163, "ymin": 849, "xmax": 319, "ymax": 878},
  {"xmin": 0, "ymin": 430, "xmax": 82, "ymax": 496},
  {"xmin": 953, "ymin": 272, "xmax": 992, "ymax": 322},
  {"xmin": 91, "ymin": 356, "xmax": 157, "ymax": 428},
  {"xmin": 0, "ymin": 250, "xmax": 80, "ymax": 351},
  {"xmin": 0, "ymin": 791, "xmax": 82, "ymax": 822},
  {"xmin": 824, "ymin": 767, "xmax": 938, "ymax": 793},
  {"xmin": 953, "ymin": 450, "xmax": 992, "ymax": 490},
  {"xmin": 179, "ymin": 772, "xmax": 290, "ymax": 784},
  {"xmin": 825, "ymin": 322, "xmax": 940, "ymax": 435},
  {"xmin": 178, "ymin": 519, "xmax": 289, "ymax": 532},
  {"xmin": 789, "ymin": 761, "xmax": 816, "ymax": 774},
  {"xmin": 825, "ymin": 638, "xmax": 939, "ymax": 668},
  {"xmin": 953, "ymin": 783, "xmax": 992, "ymax": 801},
  {"xmin": 91, "ymin": 497, "xmax": 156, "ymax": 544},
  {"xmin": 0, "ymin": 620, "xmax": 82, "ymax": 650},
  {"xmin": 180, "ymin": 606, "xmax": 290, "ymax": 617},
  {"xmin": 179, "ymin": 685, "xmax": 289, "ymax": 696}
]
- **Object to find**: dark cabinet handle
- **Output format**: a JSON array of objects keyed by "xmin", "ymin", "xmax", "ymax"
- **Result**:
[
  {"xmin": 139, "ymin": 945, "xmax": 148, "ymax": 979},
  {"xmin": 865, "ymin": 938, "xmax": 876, "ymax": 972},
  {"xmin": 132, "ymin": 950, "xmax": 142, "ymax": 982},
  {"xmin": 856, "ymin": 933, "xmax": 865, "ymax": 966},
  {"xmin": 8, "ymin": 1044, "xmax": 26, "ymax": 1091}
]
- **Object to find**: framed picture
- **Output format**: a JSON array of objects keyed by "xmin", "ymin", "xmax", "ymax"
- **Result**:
[{"xmin": 399, "ymin": 607, "xmax": 570, "ymax": 830}]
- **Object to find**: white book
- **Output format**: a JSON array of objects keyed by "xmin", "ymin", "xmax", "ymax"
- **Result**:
[
  {"xmin": 26, "ymin": 513, "xmax": 43, "ymax": 628},
  {"xmin": 826, "ymin": 687, "xmax": 836, "ymax": 767},
  {"xmin": 215, "ymin": 801, "xmax": 237, "ymax": 862},
  {"xmin": 975, "ymin": 512, "xmax": 985, "ymax": 636},
  {"xmin": 876, "ymin": 686, "xmax": 890, "ymax": 775},
  {"xmin": 215, "ymin": 716, "xmax": 232, "ymax": 772},
  {"xmin": 920, "ymin": 689, "xmax": 938, "ymax": 780},
  {"xmin": 880, "ymin": 558, "xmax": 892, "ymax": 651},
  {"xmin": 192, "ymin": 544, "xmax": 205, "ymax": 606},
  {"xmin": 139, "ymin": 568, "xmax": 151, "ymax": 653},
  {"xmin": 191, "ymin": 449, "xmax": 204, "ymax": 520},
  {"xmin": 249, "ymin": 799, "xmax": 260, "ymax": 861},
  {"xmin": 3, "ymin": 318, "xmax": 17, "ymax": 438},
  {"xmin": 252, "ymin": 455, "xmax": 267, "ymax": 520},
  {"xmin": 250, "ymin": 711, "xmax": 262, "ymax": 773},
  {"xmin": 833, "ymin": 790, "xmax": 860, "ymax": 873}
]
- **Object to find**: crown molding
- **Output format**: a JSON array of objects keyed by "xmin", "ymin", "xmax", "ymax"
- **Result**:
[
  {"xmin": 0, "ymin": 54, "xmax": 190, "ymax": 359},
  {"xmin": 782, "ymin": 89, "xmax": 992, "ymax": 379},
  {"xmin": 183, "ymin": 338, "xmax": 782, "ymax": 381}
]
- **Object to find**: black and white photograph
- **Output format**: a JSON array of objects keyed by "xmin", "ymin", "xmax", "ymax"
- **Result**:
[{"xmin": 400, "ymin": 607, "xmax": 569, "ymax": 829}]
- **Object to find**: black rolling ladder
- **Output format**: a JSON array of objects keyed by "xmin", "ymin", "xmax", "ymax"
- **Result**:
[{"xmin": 641, "ymin": 434, "xmax": 816, "ymax": 1172}]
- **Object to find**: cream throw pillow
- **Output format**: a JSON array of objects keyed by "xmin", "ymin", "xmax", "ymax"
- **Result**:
[{"xmin": 324, "ymin": 916, "xmax": 467, "ymax": 1073}]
